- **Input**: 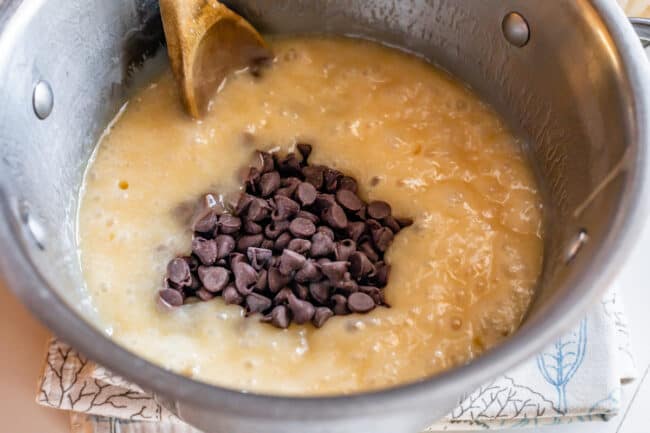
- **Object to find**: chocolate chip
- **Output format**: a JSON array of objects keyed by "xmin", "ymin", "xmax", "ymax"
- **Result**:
[
  {"xmin": 334, "ymin": 239, "xmax": 356, "ymax": 261},
  {"xmin": 297, "ymin": 210, "xmax": 319, "ymax": 224},
  {"xmin": 338, "ymin": 176, "xmax": 358, "ymax": 193},
  {"xmin": 268, "ymin": 267, "xmax": 291, "ymax": 293},
  {"xmin": 159, "ymin": 288, "xmax": 184, "ymax": 307},
  {"xmin": 359, "ymin": 285, "xmax": 385, "ymax": 306},
  {"xmin": 197, "ymin": 266, "xmax": 230, "ymax": 293},
  {"xmin": 191, "ymin": 198, "xmax": 218, "ymax": 233},
  {"xmin": 232, "ymin": 261, "xmax": 258, "ymax": 295},
  {"xmin": 323, "ymin": 168, "xmax": 342, "ymax": 192},
  {"xmin": 289, "ymin": 217, "xmax": 316, "ymax": 238},
  {"xmin": 346, "ymin": 221, "xmax": 366, "ymax": 242},
  {"xmin": 274, "ymin": 232, "xmax": 292, "ymax": 252},
  {"xmin": 309, "ymin": 281, "xmax": 331, "ymax": 304},
  {"xmin": 322, "ymin": 203, "xmax": 348, "ymax": 229},
  {"xmin": 331, "ymin": 294, "xmax": 349, "ymax": 315},
  {"xmin": 243, "ymin": 218, "xmax": 263, "ymax": 234},
  {"xmin": 263, "ymin": 305, "xmax": 290, "ymax": 329},
  {"xmin": 229, "ymin": 252, "xmax": 247, "ymax": 267},
  {"xmin": 259, "ymin": 171, "xmax": 281, "ymax": 197},
  {"xmin": 320, "ymin": 261, "xmax": 348, "ymax": 282},
  {"xmin": 223, "ymin": 284, "xmax": 243, "ymax": 305},
  {"xmin": 347, "ymin": 292, "xmax": 375, "ymax": 313},
  {"xmin": 235, "ymin": 193, "xmax": 254, "ymax": 215},
  {"xmin": 288, "ymin": 238, "xmax": 311, "ymax": 255},
  {"xmin": 372, "ymin": 226, "xmax": 394, "ymax": 252},
  {"xmin": 215, "ymin": 235, "xmax": 235, "ymax": 259},
  {"xmin": 313, "ymin": 307, "xmax": 334, "ymax": 328},
  {"xmin": 278, "ymin": 249, "xmax": 306, "ymax": 275},
  {"xmin": 314, "ymin": 193, "xmax": 335, "ymax": 211},
  {"xmin": 247, "ymin": 198, "xmax": 272, "ymax": 222},
  {"xmin": 383, "ymin": 216, "xmax": 401, "ymax": 233},
  {"xmin": 294, "ymin": 283, "xmax": 309, "ymax": 300},
  {"xmin": 255, "ymin": 268, "xmax": 268, "ymax": 291},
  {"xmin": 295, "ymin": 182, "xmax": 317, "ymax": 206},
  {"xmin": 247, "ymin": 247, "xmax": 273, "ymax": 270},
  {"xmin": 191, "ymin": 237, "xmax": 217, "ymax": 265},
  {"xmin": 259, "ymin": 151, "xmax": 275, "ymax": 173},
  {"xmin": 302, "ymin": 165, "xmax": 324, "ymax": 189},
  {"xmin": 297, "ymin": 143, "xmax": 312, "ymax": 162},
  {"xmin": 167, "ymin": 258, "xmax": 192, "ymax": 286},
  {"xmin": 287, "ymin": 293, "xmax": 315, "ymax": 324},
  {"xmin": 316, "ymin": 226, "xmax": 335, "ymax": 240},
  {"xmin": 196, "ymin": 288, "xmax": 215, "ymax": 301},
  {"xmin": 335, "ymin": 277, "xmax": 359, "ymax": 294},
  {"xmin": 367, "ymin": 218, "xmax": 382, "ymax": 232},
  {"xmin": 277, "ymin": 153, "xmax": 302, "ymax": 177},
  {"xmin": 396, "ymin": 217, "xmax": 414, "ymax": 228},
  {"xmin": 310, "ymin": 232, "xmax": 335, "ymax": 257},
  {"xmin": 295, "ymin": 259, "xmax": 321, "ymax": 283},
  {"xmin": 356, "ymin": 205, "xmax": 367, "ymax": 220},
  {"xmin": 367, "ymin": 201, "xmax": 391, "ymax": 219},
  {"xmin": 272, "ymin": 195, "xmax": 300, "ymax": 220},
  {"xmin": 275, "ymin": 186, "xmax": 294, "ymax": 197},
  {"xmin": 163, "ymin": 276, "xmax": 180, "ymax": 292},
  {"xmin": 261, "ymin": 239, "xmax": 274, "ymax": 250},
  {"xmin": 188, "ymin": 272, "xmax": 202, "ymax": 290},
  {"xmin": 281, "ymin": 176, "xmax": 302, "ymax": 189},
  {"xmin": 264, "ymin": 219, "xmax": 289, "ymax": 239},
  {"xmin": 359, "ymin": 241, "xmax": 380, "ymax": 262},
  {"xmin": 245, "ymin": 293, "xmax": 272, "ymax": 315},
  {"xmin": 335, "ymin": 189, "xmax": 363, "ymax": 211},
  {"xmin": 219, "ymin": 214, "xmax": 242, "ymax": 234},
  {"xmin": 237, "ymin": 234, "xmax": 264, "ymax": 252},
  {"xmin": 273, "ymin": 287, "xmax": 292, "ymax": 304},
  {"xmin": 183, "ymin": 255, "xmax": 200, "ymax": 272},
  {"xmin": 374, "ymin": 262, "xmax": 390, "ymax": 288},
  {"xmin": 349, "ymin": 251, "xmax": 375, "ymax": 279}
]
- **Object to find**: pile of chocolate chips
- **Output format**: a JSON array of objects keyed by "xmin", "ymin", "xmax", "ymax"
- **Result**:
[{"xmin": 159, "ymin": 144, "xmax": 412, "ymax": 328}]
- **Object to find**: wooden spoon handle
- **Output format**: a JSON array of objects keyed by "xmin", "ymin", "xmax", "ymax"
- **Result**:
[{"xmin": 160, "ymin": 0, "xmax": 270, "ymax": 118}]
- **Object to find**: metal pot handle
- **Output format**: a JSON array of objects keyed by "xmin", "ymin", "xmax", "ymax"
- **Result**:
[{"xmin": 631, "ymin": 17, "xmax": 650, "ymax": 47}]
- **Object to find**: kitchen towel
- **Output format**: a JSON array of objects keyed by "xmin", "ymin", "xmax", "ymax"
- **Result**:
[{"xmin": 36, "ymin": 288, "xmax": 636, "ymax": 432}]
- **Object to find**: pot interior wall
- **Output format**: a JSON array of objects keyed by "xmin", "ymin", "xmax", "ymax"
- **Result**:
[{"xmin": 0, "ymin": 0, "xmax": 639, "ymax": 358}]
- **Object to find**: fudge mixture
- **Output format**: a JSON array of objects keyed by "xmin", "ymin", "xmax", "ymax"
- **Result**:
[{"xmin": 78, "ymin": 36, "xmax": 544, "ymax": 395}]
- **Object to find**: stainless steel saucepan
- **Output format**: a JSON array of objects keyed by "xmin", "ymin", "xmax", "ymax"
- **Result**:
[{"xmin": 0, "ymin": 1, "xmax": 649, "ymax": 432}]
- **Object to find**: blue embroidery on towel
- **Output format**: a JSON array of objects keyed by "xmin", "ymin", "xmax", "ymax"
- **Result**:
[{"xmin": 536, "ymin": 318, "xmax": 588, "ymax": 413}]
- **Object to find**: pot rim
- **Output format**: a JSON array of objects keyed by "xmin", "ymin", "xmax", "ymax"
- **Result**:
[{"xmin": 0, "ymin": 0, "xmax": 648, "ymax": 420}]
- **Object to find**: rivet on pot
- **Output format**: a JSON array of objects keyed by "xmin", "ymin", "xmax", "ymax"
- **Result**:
[
  {"xmin": 565, "ymin": 229, "xmax": 588, "ymax": 264},
  {"xmin": 502, "ymin": 12, "xmax": 530, "ymax": 47},
  {"xmin": 18, "ymin": 200, "xmax": 46, "ymax": 250},
  {"xmin": 33, "ymin": 80, "xmax": 54, "ymax": 120}
]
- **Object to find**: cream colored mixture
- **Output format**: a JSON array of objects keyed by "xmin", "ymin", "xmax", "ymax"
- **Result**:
[{"xmin": 78, "ymin": 36, "xmax": 543, "ymax": 395}]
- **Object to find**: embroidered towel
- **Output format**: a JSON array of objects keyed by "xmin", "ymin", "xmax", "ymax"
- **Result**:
[{"xmin": 37, "ymin": 289, "xmax": 635, "ymax": 432}]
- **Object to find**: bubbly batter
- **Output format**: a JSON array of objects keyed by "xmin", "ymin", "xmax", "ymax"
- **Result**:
[{"xmin": 78, "ymin": 36, "xmax": 543, "ymax": 395}]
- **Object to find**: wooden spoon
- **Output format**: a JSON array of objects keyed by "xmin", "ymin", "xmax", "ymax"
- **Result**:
[{"xmin": 160, "ymin": 0, "xmax": 271, "ymax": 118}]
